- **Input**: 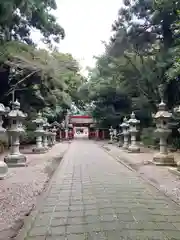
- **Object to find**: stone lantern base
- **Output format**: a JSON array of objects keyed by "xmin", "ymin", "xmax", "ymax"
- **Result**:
[
  {"xmin": 4, "ymin": 154, "xmax": 27, "ymax": 167},
  {"xmin": 168, "ymin": 167, "xmax": 180, "ymax": 176},
  {"xmin": 152, "ymin": 152, "xmax": 176, "ymax": 166},
  {"xmin": 32, "ymin": 146, "xmax": 47, "ymax": 154},
  {"xmin": 122, "ymin": 143, "xmax": 129, "ymax": 150},
  {"xmin": 0, "ymin": 161, "xmax": 8, "ymax": 179},
  {"xmin": 128, "ymin": 145, "xmax": 140, "ymax": 153},
  {"xmin": 118, "ymin": 141, "xmax": 123, "ymax": 147}
]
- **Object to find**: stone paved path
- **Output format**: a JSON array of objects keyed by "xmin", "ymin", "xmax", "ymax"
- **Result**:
[{"xmin": 20, "ymin": 141, "xmax": 180, "ymax": 240}]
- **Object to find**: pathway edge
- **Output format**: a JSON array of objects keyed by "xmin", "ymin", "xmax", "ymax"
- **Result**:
[{"xmin": 14, "ymin": 143, "xmax": 71, "ymax": 240}]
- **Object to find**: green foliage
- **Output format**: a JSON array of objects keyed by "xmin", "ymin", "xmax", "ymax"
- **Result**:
[
  {"xmin": 80, "ymin": 0, "xmax": 180, "ymax": 136},
  {"xmin": 141, "ymin": 127, "xmax": 158, "ymax": 147},
  {"xmin": 0, "ymin": 41, "xmax": 85, "ymax": 122},
  {"xmin": 0, "ymin": 0, "xmax": 65, "ymax": 45}
]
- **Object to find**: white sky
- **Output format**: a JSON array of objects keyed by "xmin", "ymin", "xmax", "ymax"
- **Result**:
[{"xmin": 34, "ymin": 0, "xmax": 122, "ymax": 74}]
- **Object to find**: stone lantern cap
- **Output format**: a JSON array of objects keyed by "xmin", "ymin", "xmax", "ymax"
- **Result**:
[
  {"xmin": 51, "ymin": 121, "xmax": 60, "ymax": 127},
  {"xmin": 60, "ymin": 120, "xmax": 65, "ymax": 129},
  {"xmin": 120, "ymin": 117, "xmax": 129, "ymax": 128},
  {"xmin": 0, "ymin": 103, "xmax": 9, "ymax": 115},
  {"xmin": 109, "ymin": 126, "xmax": 113, "ymax": 132},
  {"xmin": 7, "ymin": 99, "xmax": 27, "ymax": 119},
  {"xmin": 128, "ymin": 112, "xmax": 140, "ymax": 125},
  {"xmin": 154, "ymin": 101, "xmax": 172, "ymax": 120},
  {"xmin": 51, "ymin": 126, "xmax": 57, "ymax": 132},
  {"xmin": 174, "ymin": 105, "xmax": 180, "ymax": 114},
  {"xmin": 43, "ymin": 118, "xmax": 50, "ymax": 128},
  {"xmin": 32, "ymin": 112, "xmax": 45, "ymax": 124}
]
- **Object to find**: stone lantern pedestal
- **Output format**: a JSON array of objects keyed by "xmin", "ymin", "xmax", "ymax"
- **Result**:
[
  {"xmin": 152, "ymin": 101, "xmax": 176, "ymax": 166},
  {"xmin": 118, "ymin": 130, "xmax": 123, "ymax": 147},
  {"xmin": 120, "ymin": 117, "xmax": 130, "ymax": 150},
  {"xmin": 128, "ymin": 112, "xmax": 140, "ymax": 153},
  {"xmin": 51, "ymin": 126, "xmax": 57, "ymax": 145},
  {"xmin": 32, "ymin": 112, "xmax": 47, "ymax": 154},
  {"xmin": 65, "ymin": 128, "xmax": 69, "ymax": 140},
  {"xmin": 169, "ymin": 107, "xmax": 180, "ymax": 175},
  {"xmin": 113, "ymin": 129, "xmax": 117, "ymax": 143},
  {"xmin": 0, "ymin": 103, "xmax": 9, "ymax": 178},
  {"xmin": 4, "ymin": 100, "xmax": 27, "ymax": 167},
  {"xmin": 48, "ymin": 131, "xmax": 53, "ymax": 147},
  {"xmin": 108, "ymin": 126, "xmax": 113, "ymax": 144},
  {"xmin": 43, "ymin": 118, "xmax": 50, "ymax": 151}
]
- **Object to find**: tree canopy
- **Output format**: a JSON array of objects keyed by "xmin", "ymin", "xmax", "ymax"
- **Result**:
[
  {"xmin": 79, "ymin": 0, "xmax": 180, "ymax": 130},
  {"xmin": 0, "ymin": 0, "xmax": 65, "ymax": 45}
]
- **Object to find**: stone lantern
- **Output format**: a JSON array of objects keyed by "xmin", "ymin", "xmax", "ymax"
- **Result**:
[
  {"xmin": 32, "ymin": 112, "xmax": 46, "ymax": 153},
  {"xmin": 152, "ymin": 100, "xmax": 175, "ymax": 166},
  {"xmin": 68, "ymin": 123, "xmax": 73, "ymax": 140},
  {"xmin": 4, "ymin": 100, "xmax": 27, "ymax": 167},
  {"xmin": 120, "ymin": 117, "xmax": 130, "ymax": 149},
  {"xmin": 113, "ymin": 129, "xmax": 117, "ymax": 141},
  {"xmin": 43, "ymin": 118, "xmax": 50, "ymax": 151},
  {"xmin": 48, "ymin": 131, "xmax": 53, "ymax": 147},
  {"xmin": 109, "ymin": 126, "xmax": 113, "ymax": 144},
  {"xmin": 0, "ymin": 104, "xmax": 9, "ymax": 178},
  {"xmin": 128, "ymin": 112, "xmax": 140, "ymax": 152},
  {"xmin": 118, "ymin": 126, "xmax": 123, "ymax": 147},
  {"xmin": 52, "ymin": 121, "xmax": 61, "ymax": 142},
  {"xmin": 51, "ymin": 126, "xmax": 57, "ymax": 145}
]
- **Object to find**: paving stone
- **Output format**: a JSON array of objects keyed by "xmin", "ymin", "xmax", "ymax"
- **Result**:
[
  {"xmin": 87, "ymin": 231, "xmax": 107, "ymax": 240},
  {"xmin": 67, "ymin": 225, "xmax": 86, "ymax": 234},
  {"xmin": 84, "ymin": 209, "xmax": 99, "ymax": 216},
  {"xmin": 85, "ymin": 215, "xmax": 100, "ymax": 223},
  {"xmin": 52, "ymin": 211, "xmax": 69, "ymax": 218},
  {"xmin": 84, "ymin": 223, "xmax": 101, "ymax": 232},
  {"xmin": 67, "ymin": 217, "xmax": 86, "ymax": 225},
  {"xmin": 48, "ymin": 226, "xmax": 66, "ymax": 236},
  {"xmin": 34, "ymin": 218, "xmax": 51, "ymax": 227},
  {"xmin": 172, "ymin": 222, "xmax": 180, "ymax": 230},
  {"xmin": 117, "ymin": 214, "xmax": 135, "ymax": 222},
  {"xmin": 156, "ymin": 222, "xmax": 177, "ymax": 230},
  {"xmin": 46, "ymin": 236, "xmax": 66, "ymax": 240},
  {"xmin": 67, "ymin": 233, "xmax": 87, "ymax": 240},
  {"xmin": 123, "ymin": 222, "xmax": 159, "ymax": 230},
  {"xmin": 27, "ymin": 237, "xmax": 46, "ymax": 240},
  {"xmin": 68, "ymin": 210, "xmax": 84, "ymax": 217},
  {"xmin": 100, "ymin": 221, "xmax": 121, "ymax": 231},
  {"xmin": 21, "ymin": 141, "xmax": 180, "ymax": 239},
  {"xmin": 121, "ymin": 230, "xmax": 166, "ymax": 239},
  {"xmin": 50, "ymin": 218, "xmax": 67, "ymax": 226},
  {"xmin": 163, "ymin": 230, "xmax": 180, "ymax": 239},
  {"xmin": 100, "ymin": 214, "xmax": 117, "ymax": 222},
  {"xmin": 166, "ymin": 216, "xmax": 180, "ymax": 223},
  {"xmin": 54, "ymin": 206, "xmax": 69, "ymax": 211},
  {"xmin": 28, "ymin": 226, "xmax": 48, "ymax": 237}
]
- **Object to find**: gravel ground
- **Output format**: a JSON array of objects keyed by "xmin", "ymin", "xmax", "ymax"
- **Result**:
[
  {"xmin": 0, "ymin": 142, "xmax": 69, "ymax": 239},
  {"xmin": 101, "ymin": 142, "xmax": 180, "ymax": 206}
]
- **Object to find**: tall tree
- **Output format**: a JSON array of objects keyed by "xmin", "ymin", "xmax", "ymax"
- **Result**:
[{"xmin": 0, "ymin": 0, "xmax": 65, "ymax": 45}]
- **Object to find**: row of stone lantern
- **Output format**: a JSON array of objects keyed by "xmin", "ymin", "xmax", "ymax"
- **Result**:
[
  {"xmin": 109, "ymin": 95, "xmax": 179, "ymax": 169},
  {"xmin": 0, "ymin": 100, "xmax": 58, "ymax": 179},
  {"xmin": 118, "ymin": 112, "xmax": 140, "ymax": 153},
  {"xmin": 109, "ymin": 112, "xmax": 140, "ymax": 153},
  {"xmin": 32, "ymin": 113, "xmax": 57, "ymax": 154}
]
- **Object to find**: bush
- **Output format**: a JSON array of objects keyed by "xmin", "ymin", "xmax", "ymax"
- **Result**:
[
  {"xmin": 169, "ymin": 137, "xmax": 180, "ymax": 150},
  {"xmin": 141, "ymin": 127, "xmax": 158, "ymax": 147},
  {"xmin": 20, "ymin": 130, "xmax": 36, "ymax": 145}
]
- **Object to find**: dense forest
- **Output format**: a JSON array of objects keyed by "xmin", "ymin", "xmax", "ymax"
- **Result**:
[
  {"xmin": 78, "ymin": 0, "xmax": 180, "ymax": 148},
  {"xmin": 0, "ymin": 0, "xmax": 87, "ymax": 144},
  {"xmin": 0, "ymin": 0, "xmax": 180, "ymax": 148}
]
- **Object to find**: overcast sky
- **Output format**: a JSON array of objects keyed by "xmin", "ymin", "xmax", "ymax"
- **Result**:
[{"xmin": 35, "ymin": 0, "xmax": 122, "ymax": 73}]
